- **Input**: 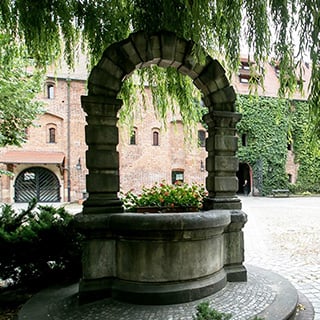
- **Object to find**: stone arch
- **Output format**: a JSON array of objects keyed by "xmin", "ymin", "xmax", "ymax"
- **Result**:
[{"xmin": 81, "ymin": 30, "xmax": 241, "ymax": 214}]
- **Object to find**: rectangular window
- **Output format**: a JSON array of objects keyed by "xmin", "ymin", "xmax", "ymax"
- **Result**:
[
  {"xmin": 172, "ymin": 170, "xmax": 184, "ymax": 184},
  {"xmin": 49, "ymin": 128, "xmax": 56, "ymax": 143},
  {"xmin": 47, "ymin": 84, "xmax": 55, "ymax": 99},
  {"xmin": 198, "ymin": 130, "xmax": 206, "ymax": 147},
  {"xmin": 242, "ymin": 134, "xmax": 248, "ymax": 146},
  {"xmin": 130, "ymin": 130, "xmax": 136, "ymax": 145}
]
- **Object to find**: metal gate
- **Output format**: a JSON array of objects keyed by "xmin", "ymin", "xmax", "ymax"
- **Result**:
[{"xmin": 14, "ymin": 167, "xmax": 61, "ymax": 202}]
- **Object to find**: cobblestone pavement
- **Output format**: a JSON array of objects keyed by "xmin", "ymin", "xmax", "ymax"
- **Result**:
[{"xmin": 242, "ymin": 196, "xmax": 320, "ymax": 320}]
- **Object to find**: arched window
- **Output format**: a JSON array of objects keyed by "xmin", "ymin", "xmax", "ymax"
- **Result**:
[
  {"xmin": 152, "ymin": 130, "xmax": 159, "ymax": 146},
  {"xmin": 130, "ymin": 128, "xmax": 137, "ymax": 145},
  {"xmin": 47, "ymin": 83, "xmax": 55, "ymax": 99},
  {"xmin": 49, "ymin": 128, "xmax": 56, "ymax": 143},
  {"xmin": 198, "ymin": 130, "xmax": 206, "ymax": 147}
]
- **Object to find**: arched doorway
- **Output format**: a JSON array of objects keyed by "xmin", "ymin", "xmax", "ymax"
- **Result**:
[
  {"xmin": 237, "ymin": 163, "xmax": 251, "ymax": 195},
  {"xmin": 14, "ymin": 167, "xmax": 60, "ymax": 202}
]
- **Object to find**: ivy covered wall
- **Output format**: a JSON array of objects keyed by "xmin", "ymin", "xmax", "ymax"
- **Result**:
[{"xmin": 236, "ymin": 95, "xmax": 320, "ymax": 195}]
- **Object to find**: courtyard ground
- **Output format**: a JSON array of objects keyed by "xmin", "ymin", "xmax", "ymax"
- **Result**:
[
  {"xmin": 1, "ymin": 196, "xmax": 319, "ymax": 319},
  {"xmin": 242, "ymin": 195, "xmax": 320, "ymax": 319}
]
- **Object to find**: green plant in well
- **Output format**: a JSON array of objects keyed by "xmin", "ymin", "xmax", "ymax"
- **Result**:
[
  {"xmin": 193, "ymin": 302, "xmax": 232, "ymax": 320},
  {"xmin": 121, "ymin": 181, "xmax": 206, "ymax": 212},
  {"xmin": 0, "ymin": 200, "xmax": 82, "ymax": 289}
]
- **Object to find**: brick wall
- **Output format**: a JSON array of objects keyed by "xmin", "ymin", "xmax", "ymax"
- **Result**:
[{"xmin": 0, "ymin": 56, "xmax": 306, "ymax": 203}]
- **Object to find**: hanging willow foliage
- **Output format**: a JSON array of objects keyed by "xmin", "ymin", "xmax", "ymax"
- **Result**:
[{"xmin": 1, "ymin": 0, "xmax": 320, "ymax": 134}]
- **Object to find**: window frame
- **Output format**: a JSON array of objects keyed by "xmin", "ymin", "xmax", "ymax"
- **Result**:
[
  {"xmin": 46, "ymin": 82, "xmax": 55, "ymax": 99},
  {"xmin": 152, "ymin": 129, "xmax": 160, "ymax": 146}
]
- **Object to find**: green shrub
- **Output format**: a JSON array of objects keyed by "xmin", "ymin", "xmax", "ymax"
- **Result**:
[
  {"xmin": 193, "ymin": 302, "xmax": 232, "ymax": 320},
  {"xmin": 0, "ymin": 199, "xmax": 82, "ymax": 289}
]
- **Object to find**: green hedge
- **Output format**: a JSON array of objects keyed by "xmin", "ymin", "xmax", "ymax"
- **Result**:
[{"xmin": 0, "ymin": 199, "xmax": 82, "ymax": 289}]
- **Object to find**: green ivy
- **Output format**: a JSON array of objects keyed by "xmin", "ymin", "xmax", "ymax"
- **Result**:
[
  {"xmin": 236, "ymin": 95, "xmax": 320, "ymax": 195},
  {"xmin": 290, "ymin": 101, "xmax": 320, "ymax": 193}
]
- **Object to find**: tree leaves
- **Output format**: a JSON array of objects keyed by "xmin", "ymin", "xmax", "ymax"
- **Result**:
[
  {"xmin": 2, "ymin": 1, "xmax": 320, "ymax": 136},
  {"xmin": 0, "ymin": 34, "xmax": 44, "ymax": 146}
]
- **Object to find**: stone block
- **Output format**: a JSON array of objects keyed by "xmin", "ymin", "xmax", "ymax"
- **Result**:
[
  {"xmin": 146, "ymin": 34, "xmax": 161, "ymax": 65},
  {"xmin": 88, "ymin": 66, "xmax": 122, "ymax": 92},
  {"xmin": 86, "ymin": 173, "xmax": 119, "ymax": 193},
  {"xmin": 130, "ymin": 31, "xmax": 148, "ymax": 62},
  {"xmin": 87, "ymin": 83, "xmax": 118, "ymax": 97},
  {"xmin": 179, "ymin": 55, "xmax": 200, "ymax": 79},
  {"xmin": 160, "ymin": 31, "xmax": 177, "ymax": 64},
  {"xmin": 214, "ymin": 176, "xmax": 238, "ymax": 192},
  {"xmin": 215, "ymin": 135, "xmax": 238, "ymax": 152},
  {"xmin": 104, "ymin": 41, "xmax": 136, "ymax": 75},
  {"xmin": 171, "ymin": 37, "xmax": 187, "ymax": 68},
  {"xmin": 117, "ymin": 236, "xmax": 224, "ymax": 281},
  {"xmin": 214, "ymin": 156, "xmax": 239, "ymax": 172},
  {"xmin": 205, "ymin": 86, "xmax": 236, "ymax": 104},
  {"xmin": 215, "ymin": 74, "xmax": 230, "ymax": 89},
  {"xmin": 81, "ymin": 96, "xmax": 122, "ymax": 116},
  {"xmin": 193, "ymin": 77, "xmax": 210, "ymax": 95},
  {"xmin": 86, "ymin": 150, "xmax": 119, "ymax": 169},
  {"xmin": 97, "ymin": 57, "xmax": 126, "ymax": 80},
  {"xmin": 85, "ymin": 125, "xmax": 118, "ymax": 145},
  {"xmin": 198, "ymin": 58, "xmax": 225, "ymax": 83},
  {"xmin": 205, "ymin": 102, "xmax": 235, "ymax": 112},
  {"xmin": 121, "ymin": 39, "xmax": 143, "ymax": 68},
  {"xmin": 82, "ymin": 239, "xmax": 116, "ymax": 279}
]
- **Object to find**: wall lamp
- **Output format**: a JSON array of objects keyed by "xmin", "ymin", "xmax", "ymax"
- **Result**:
[
  {"xmin": 76, "ymin": 158, "xmax": 82, "ymax": 171},
  {"xmin": 200, "ymin": 160, "xmax": 205, "ymax": 172}
]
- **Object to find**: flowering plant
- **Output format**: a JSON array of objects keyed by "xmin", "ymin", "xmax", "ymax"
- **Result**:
[{"xmin": 121, "ymin": 181, "xmax": 206, "ymax": 212}]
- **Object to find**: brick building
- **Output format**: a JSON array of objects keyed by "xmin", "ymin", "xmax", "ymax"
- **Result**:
[{"xmin": 0, "ymin": 56, "xmax": 311, "ymax": 203}]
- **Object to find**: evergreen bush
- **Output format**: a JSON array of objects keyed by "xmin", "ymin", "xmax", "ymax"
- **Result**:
[{"xmin": 0, "ymin": 199, "xmax": 82, "ymax": 289}]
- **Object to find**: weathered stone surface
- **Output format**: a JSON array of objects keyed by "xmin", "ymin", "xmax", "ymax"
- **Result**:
[
  {"xmin": 82, "ymin": 239, "xmax": 116, "ymax": 279},
  {"xmin": 121, "ymin": 39, "xmax": 143, "ymax": 68},
  {"xmin": 160, "ymin": 31, "xmax": 177, "ymax": 64},
  {"xmin": 204, "ymin": 86, "xmax": 236, "ymax": 105},
  {"xmin": 130, "ymin": 31, "xmax": 149, "ymax": 62},
  {"xmin": 146, "ymin": 34, "xmax": 161, "ymax": 65},
  {"xmin": 215, "ymin": 135, "xmax": 238, "ymax": 152},
  {"xmin": 86, "ymin": 173, "xmax": 119, "ymax": 193},
  {"xmin": 97, "ymin": 57, "xmax": 126, "ymax": 80},
  {"xmin": 205, "ymin": 155, "xmax": 239, "ymax": 172},
  {"xmin": 88, "ymin": 66, "xmax": 122, "ymax": 92},
  {"xmin": 78, "ymin": 31, "xmax": 247, "ymax": 305},
  {"xmin": 103, "ymin": 41, "xmax": 136, "ymax": 75},
  {"xmin": 86, "ymin": 150, "xmax": 119, "ymax": 169},
  {"xmin": 85, "ymin": 126, "xmax": 118, "ymax": 145},
  {"xmin": 224, "ymin": 210, "xmax": 248, "ymax": 282},
  {"xmin": 76, "ymin": 210, "xmax": 243, "ymax": 304},
  {"xmin": 214, "ymin": 176, "xmax": 239, "ymax": 192}
]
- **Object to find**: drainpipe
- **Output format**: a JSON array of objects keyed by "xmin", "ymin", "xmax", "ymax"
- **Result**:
[{"xmin": 66, "ymin": 77, "xmax": 71, "ymax": 202}]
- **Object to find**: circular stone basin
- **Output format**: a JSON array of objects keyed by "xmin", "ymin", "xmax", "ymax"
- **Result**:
[{"xmin": 77, "ymin": 210, "xmax": 232, "ymax": 304}]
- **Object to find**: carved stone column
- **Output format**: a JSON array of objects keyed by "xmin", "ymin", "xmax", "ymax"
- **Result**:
[
  {"xmin": 81, "ymin": 95, "xmax": 123, "ymax": 214},
  {"xmin": 203, "ymin": 110, "xmax": 242, "ymax": 210}
]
